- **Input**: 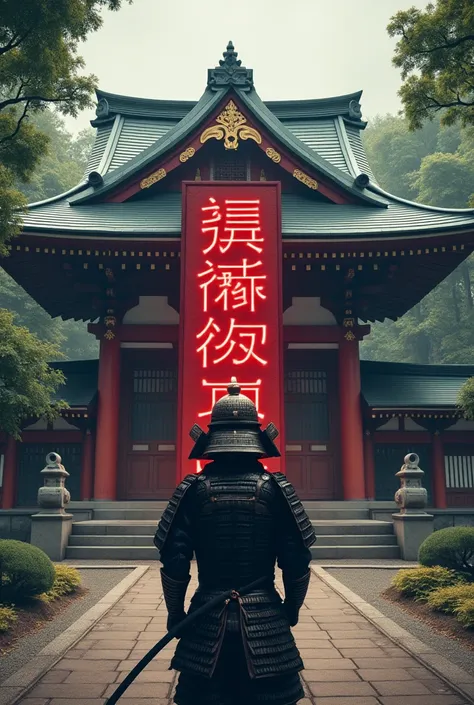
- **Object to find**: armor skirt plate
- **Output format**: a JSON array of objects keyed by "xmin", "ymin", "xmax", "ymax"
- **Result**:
[
  {"xmin": 171, "ymin": 588, "xmax": 304, "ymax": 680},
  {"xmin": 174, "ymin": 632, "xmax": 304, "ymax": 705}
]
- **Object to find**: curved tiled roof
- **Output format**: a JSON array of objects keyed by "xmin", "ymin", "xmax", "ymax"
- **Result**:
[
  {"xmin": 49, "ymin": 358, "xmax": 474, "ymax": 411},
  {"xmin": 360, "ymin": 361, "xmax": 474, "ymax": 409},
  {"xmin": 21, "ymin": 192, "xmax": 474, "ymax": 238}
]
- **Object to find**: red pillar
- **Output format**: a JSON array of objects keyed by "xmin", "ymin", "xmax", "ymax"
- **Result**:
[
  {"xmin": 80, "ymin": 428, "xmax": 95, "ymax": 500},
  {"xmin": 93, "ymin": 337, "xmax": 121, "ymax": 500},
  {"xmin": 2, "ymin": 436, "xmax": 17, "ymax": 509},
  {"xmin": 338, "ymin": 336, "xmax": 366, "ymax": 499},
  {"xmin": 364, "ymin": 432, "xmax": 376, "ymax": 500},
  {"xmin": 432, "ymin": 432, "xmax": 447, "ymax": 509}
]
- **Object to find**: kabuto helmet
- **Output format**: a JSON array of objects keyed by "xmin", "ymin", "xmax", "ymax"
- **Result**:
[{"xmin": 188, "ymin": 377, "xmax": 280, "ymax": 459}]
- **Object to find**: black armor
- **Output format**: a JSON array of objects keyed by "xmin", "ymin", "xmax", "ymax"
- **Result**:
[{"xmin": 155, "ymin": 380, "xmax": 315, "ymax": 705}]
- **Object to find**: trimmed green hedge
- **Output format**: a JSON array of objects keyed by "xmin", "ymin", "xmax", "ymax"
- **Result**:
[
  {"xmin": 0, "ymin": 540, "xmax": 55, "ymax": 602},
  {"xmin": 419, "ymin": 527, "xmax": 474, "ymax": 579},
  {"xmin": 455, "ymin": 598, "xmax": 474, "ymax": 629},
  {"xmin": 0, "ymin": 606, "xmax": 17, "ymax": 632}
]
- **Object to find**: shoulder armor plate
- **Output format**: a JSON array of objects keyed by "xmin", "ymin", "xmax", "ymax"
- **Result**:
[
  {"xmin": 154, "ymin": 474, "xmax": 199, "ymax": 552},
  {"xmin": 270, "ymin": 472, "xmax": 316, "ymax": 548}
]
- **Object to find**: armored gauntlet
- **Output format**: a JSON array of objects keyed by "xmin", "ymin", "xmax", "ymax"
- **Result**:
[
  {"xmin": 160, "ymin": 569, "xmax": 190, "ymax": 631},
  {"xmin": 283, "ymin": 570, "xmax": 311, "ymax": 627}
]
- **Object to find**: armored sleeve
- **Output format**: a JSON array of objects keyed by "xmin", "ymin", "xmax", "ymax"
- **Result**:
[
  {"xmin": 271, "ymin": 473, "xmax": 315, "ymax": 626},
  {"xmin": 154, "ymin": 478, "xmax": 197, "ymax": 630}
]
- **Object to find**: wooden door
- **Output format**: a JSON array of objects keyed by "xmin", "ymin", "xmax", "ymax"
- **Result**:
[
  {"xmin": 119, "ymin": 351, "xmax": 177, "ymax": 499},
  {"xmin": 284, "ymin": 351, "xmax": 339, "ymax": 499}
]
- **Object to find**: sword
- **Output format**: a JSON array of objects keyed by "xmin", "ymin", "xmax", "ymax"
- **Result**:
[{"xmin": 105, "ymin": 575, "xmax": 269, "ymax": 704}]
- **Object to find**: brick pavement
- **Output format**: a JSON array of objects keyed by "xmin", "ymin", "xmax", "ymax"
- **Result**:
[{"xmin": 13, "ymin": 565, "xmax": 469, "ymax": 705}]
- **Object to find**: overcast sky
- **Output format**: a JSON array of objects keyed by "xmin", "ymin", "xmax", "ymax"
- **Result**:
[{"xmin": 67, "ymin": 0, "xmax": 428, "ymax": 133}]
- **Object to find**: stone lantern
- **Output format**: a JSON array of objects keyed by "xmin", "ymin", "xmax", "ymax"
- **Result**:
[
  {"xmin": 394, "ymin": 453, "xmax": 428, "ymax": 514},
  {"xmin": 30, "ymin": 452, "xmax": 74, "ymax": 561},
  {"xmin": 392, "ymin": 452, "xmax": 434, "ymax": 561},
  {"xmin": 37, "ymin": 452, "xmax": 71, "ymax": 514}
]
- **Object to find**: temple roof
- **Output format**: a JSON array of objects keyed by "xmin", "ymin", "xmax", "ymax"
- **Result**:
[
  {"xmin": 19, "ymin": 42, "xmax": 474, "ymax": 239},
  {"xmin": 51, "ymin": 358, "xmax": 474, "ymax": 412},
  {"xmin": 21, "ymin": 192, "xmax": 474, "ymax": 238},
  {"xmin": 360, "ymin": 361, "xmax": 474, "ymax": 409}
]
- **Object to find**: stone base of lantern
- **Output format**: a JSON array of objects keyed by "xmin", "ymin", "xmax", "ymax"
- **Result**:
[
  {"xmin": 30, "ymin": 512, "xmax": 74, "ymax": 561},
  {"xmin": 392, "ymin": 512, "xmax": 434, "ymax": 562}
]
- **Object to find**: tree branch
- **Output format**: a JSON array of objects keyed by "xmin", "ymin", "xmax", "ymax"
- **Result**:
[
  {"xmin": 0, "ymin": 100, "xmax": 30, "ymax": 144},
  {"xmin": 0, "ymin": 28, "xmax": 32, "ymax": 57},
  {"xmin": 405, "ymin": 33, "xmax": 474, "ymax": 57},
  {"xmin": 0, "ymin": 91, "xmax": 80, "ymax": 112}
]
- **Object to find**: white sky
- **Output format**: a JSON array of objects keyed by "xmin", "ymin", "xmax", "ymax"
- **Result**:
[{"xmin": 66, "ymin": 0, "xmax": 429, "ymax": 134}]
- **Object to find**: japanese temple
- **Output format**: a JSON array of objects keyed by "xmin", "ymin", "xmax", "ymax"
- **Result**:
[{"xmin": 2, "ymin": 43, "xmax": 474, "ymax": 527}]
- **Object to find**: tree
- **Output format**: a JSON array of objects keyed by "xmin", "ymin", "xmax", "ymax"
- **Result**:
[
  {"xmin": 0, "ymin": 0, "xmax": 130, "ymax": 252},
  {"xmin": 410, "ymin": 152, "xmax": 474, "ymax": 208},
  {"xmin": 0, "ymin": 309, "xmax": 66, "ymax": 437},
  {"xmin": 458, "ymin": 377, "xmax": 474, "ymax": 419},
  {"xmin": 361, "ymin": 112, "xmax": 474, "ymax": 365},
  {"xmin": 388, "ymin": 0, "xmax": 474, "ymax": 130}
]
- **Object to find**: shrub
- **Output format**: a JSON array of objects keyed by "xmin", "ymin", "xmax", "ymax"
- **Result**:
[
  {"xmin": 0, "ymin": 540, "xmax": 55, "ymax": 603},
  {"xmin": 426, "ymin": 583, "xmax": 474, "ymax": 613},
  {"xmin": 41, "ymin": 565, "xmax": 81, "ymax": 602},
  {"xmin": 0, "ymin": 606, "xmax": 17, "ymax": 632},
  {"xmin": 419, "ymin": 527, "xmax": 474, "ymax": 579},
  {"xmin": 391, "ymin": 566, "xmax": 463, "ymax": 601},
  {"xmin": 455, "ymin": 598, "xmax": 474, "ymax": 629}
]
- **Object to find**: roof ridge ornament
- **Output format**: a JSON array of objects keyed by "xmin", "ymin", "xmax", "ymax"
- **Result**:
[{"xmin": 208, "ymin": 41, "xmax": 254, "ymax": 92}]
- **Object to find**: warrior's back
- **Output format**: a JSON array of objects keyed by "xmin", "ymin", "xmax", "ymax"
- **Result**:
[{"xmin": 192, "ymin": 463, "xmax": 284, "ymax": 588}]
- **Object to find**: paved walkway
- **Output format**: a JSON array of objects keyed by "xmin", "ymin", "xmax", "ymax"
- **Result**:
[{"xmin": 13, "ymin": 565, "xmax": 470, "ymax": 705}]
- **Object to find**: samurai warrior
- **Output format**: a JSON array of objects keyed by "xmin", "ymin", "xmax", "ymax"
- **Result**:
[{"xmin": 154, "ymin": 378, "xmax": 316, "ymax": 705}]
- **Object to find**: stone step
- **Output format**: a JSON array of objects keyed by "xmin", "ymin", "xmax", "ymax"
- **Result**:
[
  {"xmin": 311, "ymin": 545, "xmax": 400, "ymax": 559},
  {"xmin": 65, "ymin": 543, "xmax": 400, "ymax": 561},
  {"xmin": 84, "ymin": 507, "xmax": 372, "ymax": 522},
  {"xmin": 71, "ymin": 519, "xmax": 394, "ymax": 536},
  {"xmin": 68, "ymin": 532, "xmax": 398, "ymax": 548}
]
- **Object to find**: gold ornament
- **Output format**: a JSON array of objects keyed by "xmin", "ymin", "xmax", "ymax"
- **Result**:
[
  {"xmin": 200, "ymin": 100, "xmax": 261, "ymax": 150},
  {"xmin": 344, "ymin": 330, "xmax": 356, "ymax": 341},
  {"xmin": 343, "ymin": 318, "xmax": 355, "ymax": 328},
  {"xmin": 179, "ymin": 147, "xmax": 196, "ymax": 163},
  {"xmin": 265, "ymin": 147, "xmax": 281, "ymax": 163},
  {"xmin": 140, "ymin": 168, "xmax": 167, "ymax": 189},
  {"xmin": 293, "ymin": 169, "xmax": 318, "ymax": 190},
  {"xmin": 104, "ymin": 329, "xmax": 116, "ymax": 341}
]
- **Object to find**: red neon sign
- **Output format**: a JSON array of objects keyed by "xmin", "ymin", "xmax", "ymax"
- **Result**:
[{"xmin": 179, "ymin": 182, "xmax": 284, "ymax": 477}]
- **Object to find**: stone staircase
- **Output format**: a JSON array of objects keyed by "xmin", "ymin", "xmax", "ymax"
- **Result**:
[{"xmin": 66, "ymin": 501, "xmax": 400, "ymax": 560}]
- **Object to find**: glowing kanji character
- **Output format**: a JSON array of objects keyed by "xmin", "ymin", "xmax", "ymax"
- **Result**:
[
  {"xmin": 214, "ymin": 319, "xmax": 268, "ymax": 366},
  {"xmin": 196, "ymin": 318, "xmax": 220, "ymax": 368},
  {"xmin": 198, "ymin": 259, "xmax": 267, "ymax": 312},
  {"xmin": 201, "ymin": 197, "xmax": 222, "ymax": 255},
  {"xmin": 197, "ymin": 378, "xmax": 264, "ymax": 419},
  {"xmin": 220, "ymin": 199, "xmax": 264, "ymax": 254}
]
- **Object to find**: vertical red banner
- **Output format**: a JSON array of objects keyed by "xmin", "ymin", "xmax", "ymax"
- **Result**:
[{"xmin": 178, "ymin": 182, "xmax": 284, "ymax": 478}]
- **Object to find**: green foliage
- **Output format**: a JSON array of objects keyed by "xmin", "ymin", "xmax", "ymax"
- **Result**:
[
  {"xmin": 0, "ymin": 108, "xmax": 98, "ymax": 361},
  {"xmin": 410, "ymin": 152, "xmax": 474, "ymax": 208},
  {"xmin": 0, "ymin": 0, "xmax": 131, "ymax": 250},
  {"xmin": 388, "ymin": 0, "xmax": 474, "ymax": 130},
  {"xmin": 361, "ymin": 114, "xmax": 474, "ymax": 365},
  {"xmin": 419, "ymin": 527, "xmax": 474, "ymax": 579},
  {"xmin": 426, "ymin": 583, "xmax": 474, "ymax": 612},
  {"xmin": 391, "ymin": 566, "xmax": 462, "ymax": 601},
  {"xmin": 0, "ymin": 309, "xmax": 66, "ymax": 437},
  {"xmin": 0, "ymin": 540, "xmax": 55, "ymax": 603},
  {"xmin": 455, "ymin": 598, "xmax": 474, "ymax": 628},
  {"xmin": 458, "ymin": 377, "xmax": 474, "ymax": 420},
  {"xmin": 0, "ymin": 605, "xmax": 17, "ymax": 632},
  {"xmin": 41, "ymin": 564, "xmax": 81, "ymax": 602}
]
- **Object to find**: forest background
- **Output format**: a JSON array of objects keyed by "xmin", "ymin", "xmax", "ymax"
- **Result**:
[{"xmin": 3, "ymin": 107, "xmax": 474, "ymax": 365}]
